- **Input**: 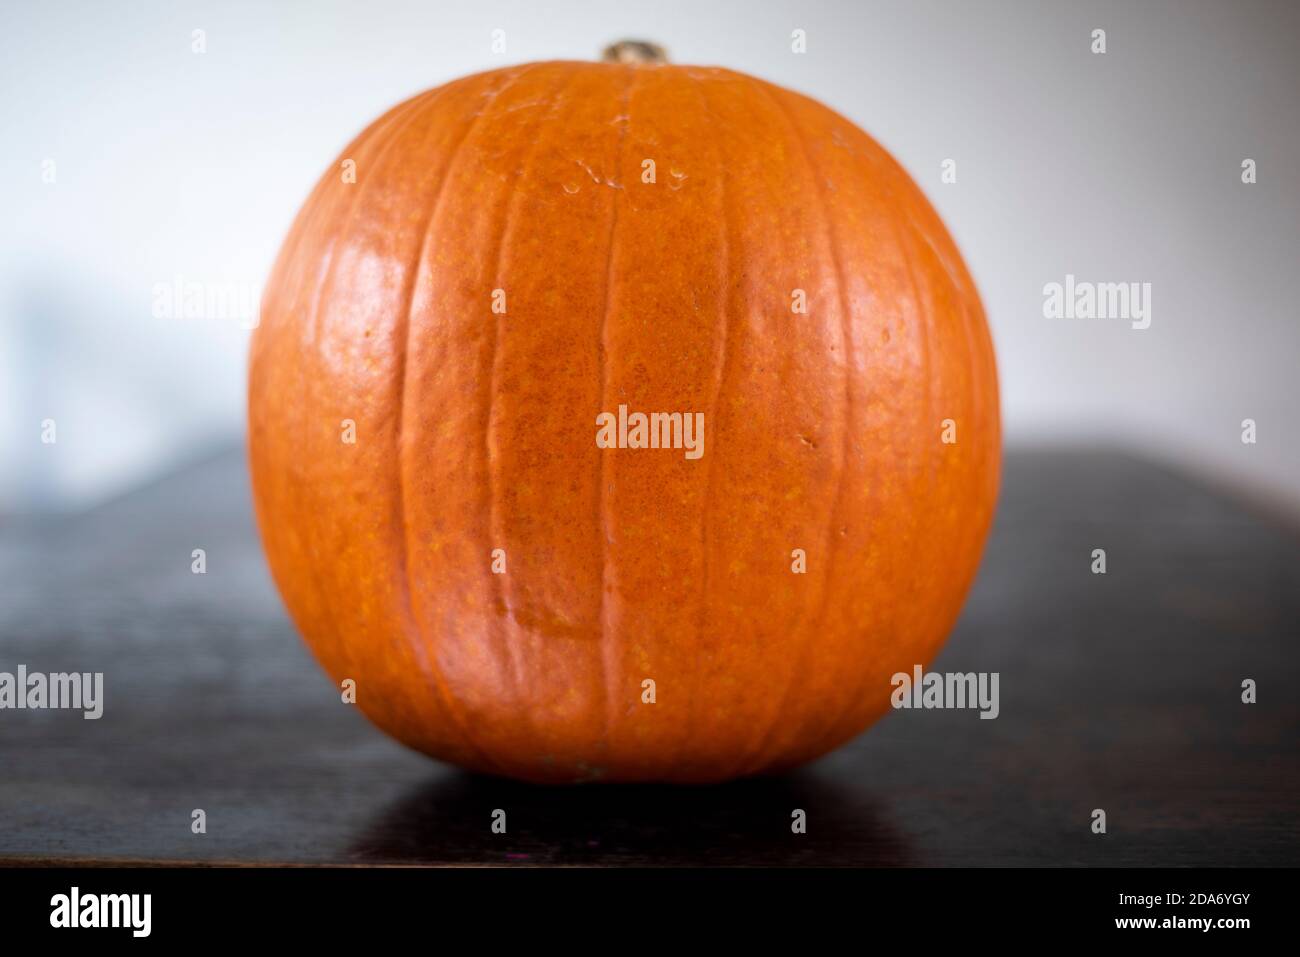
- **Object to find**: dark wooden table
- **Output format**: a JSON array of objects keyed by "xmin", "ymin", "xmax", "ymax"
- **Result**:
[{"xmin": 1, "ymin": 447, "xmax": 1296, "ymax": 866}]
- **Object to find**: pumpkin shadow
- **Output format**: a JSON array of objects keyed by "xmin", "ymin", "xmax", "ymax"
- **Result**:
[{"xmin": 348, "ymin": 768, "xmax": 911, "ymax": 866}]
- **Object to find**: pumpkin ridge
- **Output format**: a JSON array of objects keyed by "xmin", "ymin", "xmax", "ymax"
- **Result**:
[
  {"xmin": 682, "ymin": 71, "xmax": 734, "ymax": 774},
  {"xmin": 930, "ymin": 225, "xmax": 977, "ymax": 496},
  {"xmin": 737, "ymin": 80, "xmax": 854, "ymax": 772},
  {"xmin": 898, "ymin": 216, "xmax": 968, "ymax": 651},
  {"xmin": 827, "ymin": 175, "xmax": 933, "ymax": 753},
  {"xmin": 596, "ymin": 63, "xmax": 637, "ymax": 751},
  {"xmin": 486, "ymin": 64, "xmax": 586, "ymax": 750},
  {"xmin": 941, "ymin": 218, "xmax": 995, "ymax": 623},
  {"xmin": 938, "ymin": 217, "xmax": 997, "ymax": 492},
  {"xmin": 297, "ymin": 86, "xmax": 442, "ymax": 690},
  {"xmin": 395, "ymin": 66, "xmax": 542, "ymax": 773}
]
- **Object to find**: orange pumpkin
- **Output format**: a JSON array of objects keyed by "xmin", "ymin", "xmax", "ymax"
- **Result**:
[{"xmin": 248, "ymin": 44, "xmax": 1000, "ymax": 784}]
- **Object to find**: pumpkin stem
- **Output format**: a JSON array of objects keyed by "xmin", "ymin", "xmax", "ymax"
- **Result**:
[{"xmin": 601, "ymin": 40, "xmax": 668, "ymax": 65}]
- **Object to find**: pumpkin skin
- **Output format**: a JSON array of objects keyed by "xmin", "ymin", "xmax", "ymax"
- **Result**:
[{"xmin": 248, "ymin": 58, "xmax": 1000, "ymax": 784}]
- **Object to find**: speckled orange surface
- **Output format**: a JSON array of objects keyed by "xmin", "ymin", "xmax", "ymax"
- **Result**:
[{"xmin": 248, "ymin": 59, "xmax": 1000, "ymax": 783}]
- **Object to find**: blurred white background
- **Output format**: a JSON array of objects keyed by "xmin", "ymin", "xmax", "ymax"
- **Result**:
[{"xmin": 2, "ymin": 0, "xmax": 1297, "ymax": 514}]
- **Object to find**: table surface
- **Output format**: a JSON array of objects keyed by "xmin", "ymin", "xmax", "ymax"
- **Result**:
[{"xmin": 1, "ymin": 446, "xmax": 1296, "ymax": 867}]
